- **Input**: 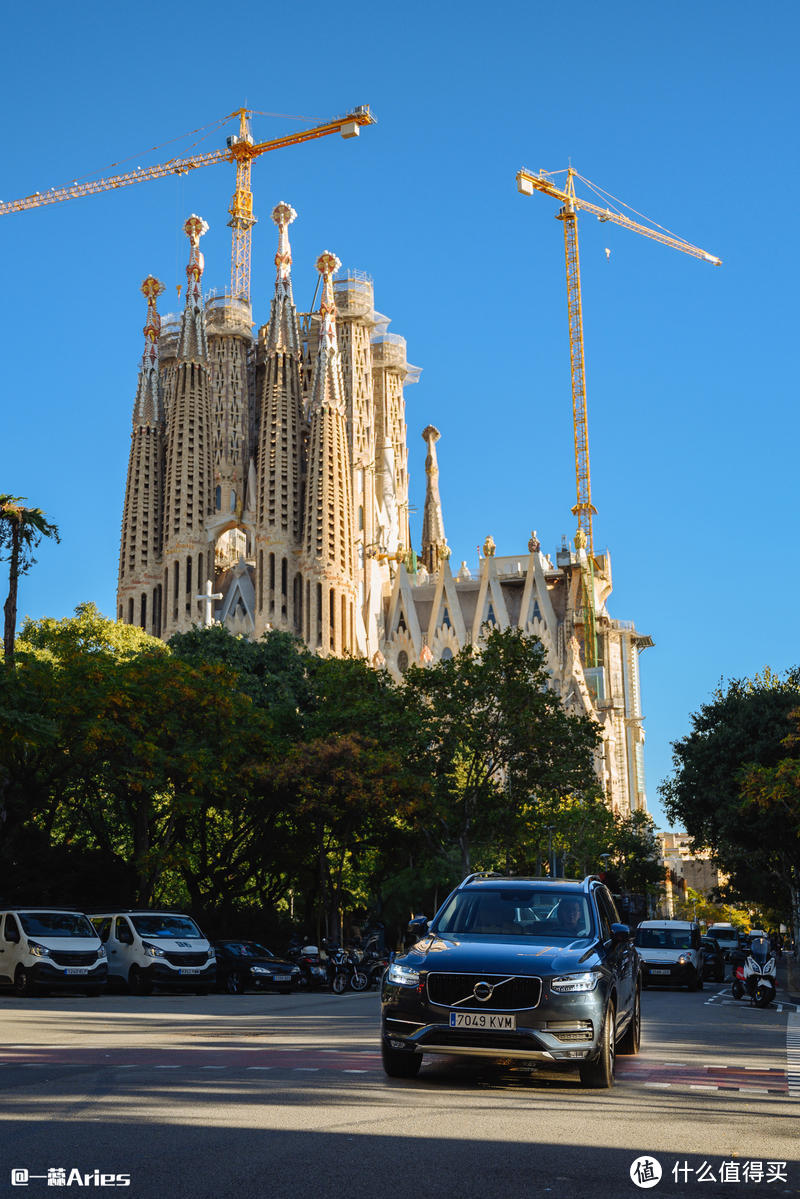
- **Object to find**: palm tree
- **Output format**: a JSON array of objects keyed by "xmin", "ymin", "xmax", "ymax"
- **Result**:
[{"xmin": 0, "ymin": 495, "xmax": 60, "ymax": 665}]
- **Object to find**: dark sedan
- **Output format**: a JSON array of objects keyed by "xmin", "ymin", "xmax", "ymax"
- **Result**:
[
  {"xmin": 700, "ymin": 936, "xmax": 725, "ymax": 982},
  {"xmin": 213, "ymin": 940, "xmax": 301, "ymax": 994}
]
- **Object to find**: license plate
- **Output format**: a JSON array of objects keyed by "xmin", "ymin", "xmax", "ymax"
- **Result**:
[
  {"xmin": 449, "ymin": 1012, "xmax": 516, "ymax": 1030},
  {"xmin": 274, "ymin": 974, "xmax": 291, "ymax": 982},
  {"xmin": 64, "ymin": 968, "xmax": 89, "ymax": 975},
  {"xmin": 650, "ymin": 968, "xmax": 671, "ymax": 975},
  {"xmin": 178, "ymin": 968, "xmax": 201, "ymax": 975}
]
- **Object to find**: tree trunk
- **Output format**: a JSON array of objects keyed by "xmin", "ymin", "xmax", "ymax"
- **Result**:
[{"xmin": 3, "ymin": 525, "xmax": 20, "ymax": 664}]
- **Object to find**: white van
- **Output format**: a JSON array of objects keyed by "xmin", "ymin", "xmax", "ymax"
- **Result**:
[
  {"xmin": 705, "ymin": 922, "xmax": 741, "ymax": 961},
  {"xmin": 634, "ymin": 919, "xmax": 704, "ymax": 990},
  {"xmin": 0, "ymin": 908, "xmax": 108, "ymax": 996},
  {"xmin": 90, "ymin": 911, "xmax": 216, "ymax": 994}
]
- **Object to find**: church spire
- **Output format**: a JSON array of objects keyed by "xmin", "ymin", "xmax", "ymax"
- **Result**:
[
  {"xmin": 254, "ymin": 203, "xmax": 305, "ymax": 635},
  {"xmin": 421, "ymin": 424, "xmax": 449, "ymax": 572},
  {"xmin": 177, "ymin": 214, "xmax": 209, "ymax": 362},
  {"xmin": 308, "ymin": 251, "xmax": 344, "ymax": 414},
  {"xmin": 267, "ymin": 201, "xmax": 299, "ymax": 354},
  {"xmin": 303, "ymin": 251, "xmax": 356, "ymax": 654},
  {"xmin": 133, "ymin": 275, "xmax": 165, "ymax": 426}
]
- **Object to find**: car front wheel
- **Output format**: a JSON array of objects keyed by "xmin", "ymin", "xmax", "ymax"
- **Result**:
[
  {"xmin": 225, "ymin": 972, "xmax": 243, "ymax": 995},
  {"xmin": 14, "ymin": 967, "xmax": 38, "ymax": 998},
  {"xmin": 580, "ymin": 1003, "xmax": 615, "ymax": 1088},
  {"xmin": 381, "ymin": 1039, "xmax": 422, "ymax": 1079}
]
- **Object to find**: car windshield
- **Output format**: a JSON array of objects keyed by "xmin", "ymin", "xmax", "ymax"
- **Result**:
[
  {"xmin": 635, "ymin": 928, "xmax": 693, "ymax": 950},
  {"xmin": 130, "ymin": 915, "xmax": 202, "ymax": 939},
  {"xmin": 707, "ymin": 929, "xmax": 737, "ymax": 943},
  {"xmin": 222, "ymin": 942, "xmax": 273, "ymax": 959},
  {"xmin": 435, "ymin": 888, "xmax": 592, "ymax": 938},
  {"xmin": 18, "ymin": 912, "xmax": 96, "ymax": 938}
]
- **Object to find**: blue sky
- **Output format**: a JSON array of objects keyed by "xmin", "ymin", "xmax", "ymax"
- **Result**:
[{"xmin": 1, "ymin": 2, "xmax": 796, "ymax": 830}]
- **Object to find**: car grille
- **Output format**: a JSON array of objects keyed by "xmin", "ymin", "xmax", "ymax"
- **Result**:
[
  {"xmin": 427, "ymin": 972, "xmax": 542, "ymax": 1010},
  {"xmin": 417, "ymin": 1028, "xmax": 544, "ymax": 1051},
  {"xmin": 162, "ymin": 952, "xmax": 208, "ymax": 967},
  {"xmin": 48, "ymin": 951, "xmax": 97, "ymax": 966}
]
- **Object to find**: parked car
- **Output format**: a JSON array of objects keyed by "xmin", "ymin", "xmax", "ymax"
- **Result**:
[
  {"xmin": 90, "ymin": 911, "xmax": 215, "ymax": 995},
  {"xmin": 213, "ymin": 940, "xmax": 301, "ymax": 994},
  {"xmin": 699, "ymin": 935, "xmax": 725, "ymax": 982},
  {"xmin": 634, "ymin": 920, "xmax": 704, "ymax": 990},
  {"xmin": 381, "ymin": 873, "xmax": 641, "ymax": 1089},
  {"xmin": 0, "ymin": 908, "xmax": 108, "ymax": 997}
]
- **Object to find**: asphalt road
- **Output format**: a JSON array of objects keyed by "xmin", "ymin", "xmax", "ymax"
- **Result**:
[{"xmin": 0, "ymin": 978, "xmax": 797, "ymax": 1199}]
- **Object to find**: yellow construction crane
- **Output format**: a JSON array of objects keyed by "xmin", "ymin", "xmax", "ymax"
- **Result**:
[
  {"xmin": 516, "ymin": 166, "xmax": 721, "ymax": 666},
  {"xmin": 0, "ymin": 105, "xmax": 376, "ymax": 303}
]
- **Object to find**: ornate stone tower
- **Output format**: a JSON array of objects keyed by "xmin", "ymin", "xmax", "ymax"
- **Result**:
[
  {"xmin": 420, "ymin": 424, "xmax": 449, "ymax": 573},
  {"xmin": 302, "ymin": 251, "xmax": 357, "ymax": 654},
  {"xmin": 161, "ymin": 215, "xmax": 214, "ymax": 636},
  {"xmin": 117, "ymin": 276, "xmax": 166, "ymax": 635},
  {"xmin": 254, "ymin": 202, "xmax": 306, "ymax": 638}
]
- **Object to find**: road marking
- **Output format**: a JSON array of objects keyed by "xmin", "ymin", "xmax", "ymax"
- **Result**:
[{"xmin": 787, "ymin": 1011, "xmax": 800, "ymax": 1098}]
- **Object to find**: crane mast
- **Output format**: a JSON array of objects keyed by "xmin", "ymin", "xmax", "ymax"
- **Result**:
[{"xmin": 517, "ymin": 165, "xmax": 720, "ymax": 669}]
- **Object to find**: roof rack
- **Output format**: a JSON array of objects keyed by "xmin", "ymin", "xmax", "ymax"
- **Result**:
[{"xmin": 459, "ymin": 871, "xmax": 504, "ymax": 887}]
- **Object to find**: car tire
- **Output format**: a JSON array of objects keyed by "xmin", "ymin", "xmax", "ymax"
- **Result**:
[
  {"xmin": 225, "ymin": 972, "xmax": 243, "ymax": 995},
  {"xmin": 580, "ymin": 1003, "xmax": 615, "ymax": 1089},
  {"xmin": 688, "ymin": 969, "xmax": 702, "ymax": 992},
  {"xmin": 13, "ymin": 967, "xmax": 38, "ymax": 998},
  {"xmin": 381, "ymin": 1039, "xmax": 422, "ymax": 1079},
  {"xmin": 129, "ymin": 966, "xmax": 153, "ymax": 996},
  {"xmin": 617, "ymin": 988, "xmax": 641, "ymax": 1056}
]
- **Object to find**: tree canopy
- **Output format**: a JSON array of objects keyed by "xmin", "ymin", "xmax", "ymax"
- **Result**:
[{"xmin": 659, "ymin": 668, "xmax": 800, "ymax": 929}]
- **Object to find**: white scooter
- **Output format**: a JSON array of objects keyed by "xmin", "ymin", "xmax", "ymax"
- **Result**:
[{"xmin": 742, "ymin": 935, "xmax": 777, "ymax": 1008}]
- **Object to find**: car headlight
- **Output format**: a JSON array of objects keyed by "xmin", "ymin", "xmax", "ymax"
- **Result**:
[
  {"xmin": 550, "ymin": 971, "xmax": 600, "ymax": 993},
  {"xmin": 387, "ymin": 962, "xmax": 420, "ymax": 987},
  {"xmin": 142, "ymin": 941, "xmax": 166, "ymax": 958},
  {"xmin": 250, "ymin": 966, "xmax": 270, "ymax": 975},
  {"xmin": 27, "ymin": 940, "xmax": 50, "ymax": 959},
  {"xmin": 96, "ymin": 946, "xmax": 107, "ymax": 959},
  {"xmin": 677, "ymin": 955, "xmax": 687, "ymax": 966}
]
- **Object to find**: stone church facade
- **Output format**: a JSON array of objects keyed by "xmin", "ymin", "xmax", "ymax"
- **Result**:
[{"xmin": 118, "ymin": 207, "xmax": 652, "ymax": 816}]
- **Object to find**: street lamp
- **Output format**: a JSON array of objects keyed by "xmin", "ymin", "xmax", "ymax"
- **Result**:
[{"xmin": 599, "ymin": 853, "xmax": 611, "ymax": 877}]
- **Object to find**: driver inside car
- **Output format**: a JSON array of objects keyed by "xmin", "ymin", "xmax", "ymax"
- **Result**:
[{"xmin": 557, "ymin": 897, "xmax": 588, "ymax": 937}]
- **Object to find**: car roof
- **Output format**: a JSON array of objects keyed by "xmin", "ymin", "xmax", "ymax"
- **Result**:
[{"xmin": 459, "ymin": 876, "xmax": 592, "ymax": 891}]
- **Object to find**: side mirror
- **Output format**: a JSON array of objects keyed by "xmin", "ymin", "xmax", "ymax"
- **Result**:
[
  {"xmin": 611, "ymin": 922, "xmax": 631, "ymax": 943},
  {"xmin": 407, "ymin": 916, "xmax": 429, "ymax": 937}
]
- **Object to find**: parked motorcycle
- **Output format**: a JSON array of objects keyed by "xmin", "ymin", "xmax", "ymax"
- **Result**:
[
  {"xmin": 286, "ymin": 942, "xmax": 328, "ymax": 989},
  {"xmin": 325, "ymin": 945, "xmax": 369, "ymax": 993},
  {"xmin": 731, "ymin": 936, "xmax": 776, "ymax": 1007},
  {"xmin": 743, "ymin": 936, "xmax": 777, "ymax": 1007}
]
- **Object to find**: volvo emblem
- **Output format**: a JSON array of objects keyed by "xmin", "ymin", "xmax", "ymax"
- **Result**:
[{"xmin": 473, "ymin": 980, "xmax": 494, "ymax": 1002}]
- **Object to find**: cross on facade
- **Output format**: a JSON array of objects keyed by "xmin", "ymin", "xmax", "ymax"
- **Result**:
[{"xmin": 196, "ymin": 578, "xmax": 223, "ymax": 627}]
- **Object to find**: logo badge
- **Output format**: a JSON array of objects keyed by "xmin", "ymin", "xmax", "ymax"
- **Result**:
[
  {"xmin": 630, "ymin": 1156, "xmax": 662, "ymax": 1188},
  {"xmin": 473, "ymin": 980, "xmax": 494, "ymax": 1002}
]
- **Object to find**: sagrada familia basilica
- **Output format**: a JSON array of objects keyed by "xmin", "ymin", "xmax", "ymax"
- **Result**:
[{"xmin": 118, "ymin": 206, "xmax": 652, "ymax": 816}]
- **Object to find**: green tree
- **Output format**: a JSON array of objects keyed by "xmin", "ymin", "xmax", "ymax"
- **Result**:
[
  {"xmin": 659, "ymin": 669, "xmax": 800, "ymax": 918},
  {"xmin": 403, "ymin": 626, "xmax": 602, "ymax": 875},
  {"xmin": 739, "ymin": 708, "xmax": 800, "ymax": 941},
  {"xmin": 0, "ymin": 495, "xmax": 60, "ymax": 664}
]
